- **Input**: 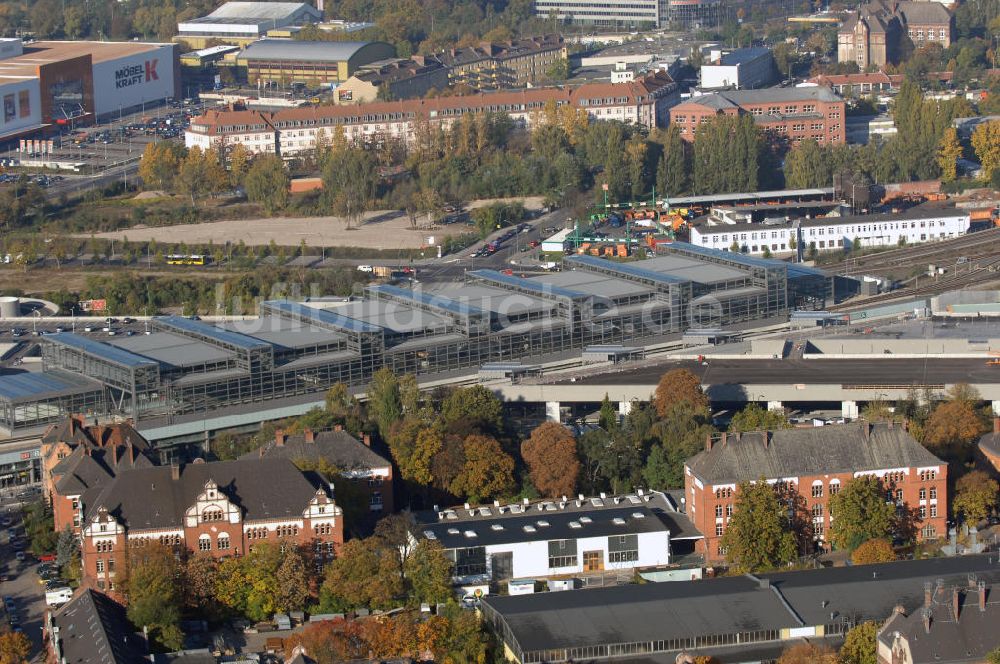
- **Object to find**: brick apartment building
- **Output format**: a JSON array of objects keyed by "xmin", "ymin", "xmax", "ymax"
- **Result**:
[
  {"xmin": 684, "ymin": 421, "xmax": 947, "ymax": 563},
  {"xmin": 437, "ymin": 35, "xmax": 568, "ymax": 90},
  {"xmin": 185, "ymin": 72, "xmax": 679, "ymax": 156},
  {"xmin": 838, "ymin": 0, "xmax": 952, "ymax": 68},
  {"xmin": 668, "ymin": 87, "xmax": 846, "ymax": 145},
  {"xmin": 241, "ymin": 426, "xmax": 394, "ymax": 517},
  {"xmin": 76, "ymin": 459, "xmax": 343, "ymax": 592},
  {"xmin": 41, "ymin": 416, "xmax": 158, "ymax": 533}
]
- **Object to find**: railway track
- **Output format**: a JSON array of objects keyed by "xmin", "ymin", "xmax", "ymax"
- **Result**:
[{"xmin": 824, "ymin": 227, "xmax": 1000, "ymax": 276}]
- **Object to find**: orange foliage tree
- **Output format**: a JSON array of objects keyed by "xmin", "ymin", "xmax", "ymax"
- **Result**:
[
  {"xmin": 850, "ymin": 538, "xmax": 897, "ymax": 565},
  {"xmin": 521, "ymin": 422, "xmax": 580, "ymax": 498},
  {"xmin": 653, "ymin": 368, "xmax": 709, "ymax": 418},
  {"xmin": 450, "ymin": 434, "xmax": 515, "ymax": 503}
]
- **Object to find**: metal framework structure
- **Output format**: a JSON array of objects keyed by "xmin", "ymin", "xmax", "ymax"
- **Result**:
[{"xmin": 1, "ymin": 249, "xmax": 822, "ymax": 431}]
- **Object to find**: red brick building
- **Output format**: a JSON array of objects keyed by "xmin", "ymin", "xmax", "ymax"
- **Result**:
[
  {"xmin": 669, "ymin": 87, "xmax": 846, "ymax": 145},
  {"xmin": 77, "ymin": 458, "xmax": 343, "ymax": 592},
  {"xmin": 684, "ymin": 421, "xmax": 947, "ymax": 563},
  {"xmin": 241, "ymin": 427, "xmax": 394, "ymax": 519}
]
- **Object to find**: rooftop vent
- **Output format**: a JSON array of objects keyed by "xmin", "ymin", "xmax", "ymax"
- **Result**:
[
  {"xmin": 569, "ymin": 521, "xmax": 582, "ymax": 529},
  {"xmin": 579, "ymin": 516, "xmax": 593, "ymax": 524},
  {"xmin": 613, "ymin": 517, "xmax": 627, "ymax": 525},
  {"xmin": 628, "ymin": 495, "xmax": 641, "ymax": 504},
  {"xmin": 523, "ymin": 525, "xmax": 536, "ymax": 533},
  {"xmin": 632, "ymin": 512, "xmax": 646, "ymax": 519},
  {"xmin": 537, "ymin": 520, "xmax": 550, "ymax": 527},
  {"xmin": 591, "ymin": 498, "xmax": 605, "ymax": 507},
  {"xmin": 613, "ymin": 497, "xmax": 621, "ymax": 505},
  {"xmin": 510, "ymin": 504, "xmax": 524, "ymax": 514},
  {"xmin": 464, "ymin": 503, "xmax": 470, "ymax": 509},
  {"xmin": 464, "ymin": 530, "xmax": 477, "ymax": 538},
  {"xmin": 424, "ymin": 530, "xmax": 437, "ymax": 540},
  {"xmin": 447, "ymin": 528, "xmax": 460, "ymax": 535},
  {"xmin": 479, "ymin": 507, "xmax": 491, "ymax": 516},
  {"xmin": 443, "ymin": 510, "xmax": 458, "ymax": 520},
  {"xmin": 637, "ymin": 489, "xmax": 645, "ymax": 496},
  {"xmin": 545, "ymin": 503, "xmax": 557, "ymax": 511},
  {"xmin": 491, "ymin": 524, "xmax": 504, "ymax": 531}
]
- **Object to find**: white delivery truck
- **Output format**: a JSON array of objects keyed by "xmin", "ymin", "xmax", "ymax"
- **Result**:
[{"xmin": 45, "ymin": 587, "xmax": 73, "ymax": 607}]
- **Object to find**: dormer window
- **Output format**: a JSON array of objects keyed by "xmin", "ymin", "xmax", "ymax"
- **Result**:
[{"xmin": 202, "ymin": 508, "xmax": 224, "ymax": 522}]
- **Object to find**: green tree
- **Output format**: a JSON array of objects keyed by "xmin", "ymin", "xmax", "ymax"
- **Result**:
[
  {"xmin": 653, "ymin": 125, "xmax": 688, "ymax": 197},
  {"xmin": 784, "ymin": 139, "xmax": 829, "ymax": 189},
  {"xmin": 440, "ymin": 384, "xmax": 503, "ymax": 435},
  {"xmin": 404, "ymin": 539, "xmax": 453, "ymax": 606},
  {"xmin": 451, "ymin": 434, "xmax": 515, "ymax": 502},
  {"xmin": 728, "ymin": 403, "xmax": 792, "ymax": 433},
  {"xmin": 972, "ymin": 120, "xmax": 1000, "ymax": 182},
  {"xmin": 368, "ymin": 367, "xmax": 402, "ymax": 438},
  {"xmin": 840, "ymin": 621, "xmax": 879, "ymax": 664},
  {"xmin": 598, "ymin": 394, "xmax": 619, "ymax": 431},
  {"xmin": 244, "ymin": 154, "xmax": 290, "ymax": 214},
  {"xmin": 323, "ymin": 146, "xmax": 379, "ymax": 229},
  {"xmin": 936, "ymin": 127, "xmax": 963, "ymax": 182},
  {"xmin": 828, "ymin": 476, "xmax": 897, "ymax": 551},
  {"xmin": 720, "ymin": 479, "xmax": 798, "ymax": 573},
  {"xmin": 642, "ymin": 403, "xmax": 715, "ymax": 489},
  {"xmin": 125, "ymin": 544, "xmax": 183, "ymax": 651},
  {"xmin": 318, "ymin": 538, "xmax": 402, "ymax": 611}
]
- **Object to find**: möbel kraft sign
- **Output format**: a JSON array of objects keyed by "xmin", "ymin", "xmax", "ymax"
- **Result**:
[{"xmin": 114, "ymin": 59, "xmax": 158, "ymax": 88}]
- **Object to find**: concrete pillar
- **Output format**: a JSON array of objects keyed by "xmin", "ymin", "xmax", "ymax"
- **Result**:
[
  {"xmin": 842, "ymin": 400, "xmax": 859, "ymax": 420},
  {"xmin": 545, "ymin": 401, "xmax": 561, "ymax": 423},
  {"xmin": 619, "ymin": 400, "xmax": 633, "ymax": 418},
  {"xmin": 992, "ymin": 400, "xmax": 1000, "ymax": 416},
  {"xmin": 767, "ymin": 401, "xmax": 783, "ymax": 412}
]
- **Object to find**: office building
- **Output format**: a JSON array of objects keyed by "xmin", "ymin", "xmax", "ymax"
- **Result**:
[
  {"xmin": 0, "ymin": 246, "xmax": 834, "ymax": 440},
  {"xmin": 176, "ymin": 1, "xmax": 323, "ymax": 49},
  {"xmin": 436, "ymin": 35, "xmax": 568, "ymax": 90},
  {"xmin": 77, "ymin": 458, "xmax": 343, "ymax": 591},
  {"xmin": 236, "ymin": 39, "xmax": 397, "ymax": 87},
  {"xmin": 700, "ymin": 47, "xmax": 777, "ymax": 90},
  {"xmin": 684, "ymin": 421, "xmax": 948, "ymax": 563},
  {"xmin": 690, "ymin": 203, "xmax": 971, "ymax": 256},
  {"xmin": 662, "ymin": 0, "xmax": 722, "ymax": 28},
  {"xmin": 0, "ymin": 39, "xmax": 179, "ymax": 142},
  {"xmin": 480, "ymin": 555, "xmax": 1000, "ymax": 664},
  {"xmin": 534, "ymin": 0, "xmax": 660, "ymax": 27},
  {"xmin": 335, "ymin": 56, "xmax": 448, "ymax": 104},
  {"xmin": 416, "ymin": 491, "xmax": 701, "ymax": 583},
  {"xmin": 669, "ymin": 87, "xmax": 846, "ymax": 145},
  {"xmin": 186, "ymin": 72, "xmax": 678, "ymax": 155}
]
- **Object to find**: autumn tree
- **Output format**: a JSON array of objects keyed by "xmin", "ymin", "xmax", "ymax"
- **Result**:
[
  {"xmin": 183, "ymin": 552, "xmax": 225, "ymax": 621},
  {"xmin": 404, "ymin": 539, "xmax": 454, "ymax": 606},
  {"xmin": 137, "ymin": 141, "xmax": 184, "ymax": 191},
  {"xmin": 440, "ymin": 384, "xmax": 503, "ymax": 435},
  {"xmin": 389, "ymin": 421, "xmax": 442, "ymax": 486},
  {"xmin": 728, "ymin": 403, "xmax": 792, "ymax": 433},
  {"xmin": 653, "ymin": 368, "xmax": 709, "ymax": 418},
  {"xmin": 125, "ymin": 543, "xmax": 183, "ymax": 651},
  {"xmin": 851, "ymin": 538, "xmax": 896, "ymax": 565},
  {"xmin": 215, "ymin": 542, "xmax": 309, "ymax": 621},
  {"xmin": 642, "ymin": 402, "xmax": 715, "ymax": 489},
  {"xmin": 778, "ymin": 642, "xmax": 839, "ymax": 664},
  {"xmin": 972, "ymin": 120, "xmax": 1000, "ymax": 181},
  {"xmin": 840, "ymin": 621, "xmax": 879, "ymax": 664},
  {"xmin": 923, "ymin": 384, "xmax": 985, "ymax": 456},
  {"xmin": 451, "ymin": 434, "xmax": 515, "ymax": 503},
  {"xmin": 0, "ymin": 632, "xmax": 31, "ymax": 664},
  {"xmin": 720, "ymin": 480, "xmax": 798, "ymax": 573},
  {"xmin": 937, "ymin": 128, "xmax": 963, "ymax": 182},
  {"xmin": 521, "ymin": 422, "xmax": 580, "ymax": 498},
  {"xmin": 275, "ymin": 547, "xmax": 311, "ymax": 612},
  {"xmin": 244, "ymin": 154, "xmax": 290, "ymax": 214},
  {"xmin": 952, "ymin": 470, "xmax": 999, "ymax": 523},
  {"xmin": 319, "ymin": 538, "xmax": 402, "ymax": 611},
  {"xmin": 227, "ymin": 142, "xmax": 252, "ymax": 188},
  {"xmin": 829, "ymin": 476, "xmax": 897, "ymax": 551},
  {"xmin": 323, "ymin": 146, "xmax": 379, "ymax": 228}
]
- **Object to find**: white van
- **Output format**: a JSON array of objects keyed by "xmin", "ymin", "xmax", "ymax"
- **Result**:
[{"xmin": 45, "ymin": 587, "xmax": 73, "ymax": 607}]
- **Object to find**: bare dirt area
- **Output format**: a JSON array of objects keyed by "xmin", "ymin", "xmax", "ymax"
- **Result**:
[{"xmin": 77, "ymin": 197, "xmax": 546, "ymax": 248}]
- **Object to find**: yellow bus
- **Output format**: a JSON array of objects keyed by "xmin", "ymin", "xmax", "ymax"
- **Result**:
[{"xmin": 165, "ymin": 254, "xmax": 207, "ymax": 266}]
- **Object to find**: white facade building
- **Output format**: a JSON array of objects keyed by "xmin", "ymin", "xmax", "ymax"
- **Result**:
[
  {"xmin": 417, "ymin": 491, "xmax": 701, "ymax": 584},
  {"xmin": 700, "ymin": 47, "xmax": 776, "ymax": 90},
  {"xmin": 690, "ymin": 204, "xmax": 971, "ymax": 257},
  {"xmin": 533, "ymin": 0, "xmax": 661, "ymax": 27}
]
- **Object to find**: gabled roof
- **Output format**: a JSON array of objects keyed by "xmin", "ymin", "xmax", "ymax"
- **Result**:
[
  {"xmin": 686, "ymin": 421, "xmax": 943, "ymax": 485},
  {"xmin": 240, "ymin": 429, "xmax": 390, "ymax": 472},
  {"xmin": 53, "ymin": 443, "xmax": 156, "ymax": 496},
  {"xmin": 895, "ymin": 0, "xmax": 951, "ymax": 25},
  {"xmin": 50, "ymin": 589, "xmax": 147, "ymax": 664},
  {"xmin": 82, "ymin": 458, "xmax": 326, "ymax": 530}
]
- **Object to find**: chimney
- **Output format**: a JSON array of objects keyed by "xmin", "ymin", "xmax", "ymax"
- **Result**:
[
  {"xmin": 922, "ymin": 607, "xmax": 932, "ymax": 634},
  {"xmin": 979, "ymin": 582, "xmax": 987, "ymax": 612},
  {"xmin": 304, "ymin": 428, "xmax": 315, "ymax": 444},
  {"xmin": 275, "ymin": 429, "xmax": 285, "ymax": 446},
  {"xmin": 705, "ymin": 434, "xmax": 713, "ymax": 452},
  {"xmin": 952, "ymin": 587, "xmax": 960, "ymax": 621},
  {"xmin": 170, "ymin": 463, "xmax": 180, "ymax": 481},
  {"xmin": 362, "ymin": 433, "xmax": 371, "ymax": 447},
  {"xmin": 924, "ymin": 581, "xmax": 933, "ymax": 607}
]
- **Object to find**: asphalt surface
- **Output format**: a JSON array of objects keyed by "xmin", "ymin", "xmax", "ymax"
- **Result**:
[
  {"xmin": 0, "ymin": 486, "xmax": 48, "ymax": 661},
  {"xmin": 568, "ymin": 357, "xmax": 998, "ymax": 386}
]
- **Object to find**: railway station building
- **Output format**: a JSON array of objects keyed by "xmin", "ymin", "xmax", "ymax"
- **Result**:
[{"xmin": 0, "ymin": 246, "xmax": 835, "ymax": 439}]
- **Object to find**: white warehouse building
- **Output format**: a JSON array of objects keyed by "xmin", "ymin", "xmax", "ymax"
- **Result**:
[
  {"xmin": 416, "ymin": 491, "xmax": 702, "ymax": 585},
  {"xmin": 690, "ymin": 203, "xmax": 971, "ymax": 257}
]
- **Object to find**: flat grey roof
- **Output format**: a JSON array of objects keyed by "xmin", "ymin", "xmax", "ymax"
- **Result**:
[
  {"xmin": 641, "ymin": 254, "xmax": 748, "ymax": 283},
  {"xmin": 0, "ymin": 370, "xmax": 103, "ymax": 403},
  {"xmin": 262, "ymin": 300, "xmax": 384, "ymax": 334},
  {"xmin": 567, "ymin": 254, "xmax": 691, "ymax": 286},
  {"xmin": 238, "ymin": 39, "xmax": 385, "ymax": 63},
  {"xmin": 153, "ymin": 315, "xmax": 271, "ymax": 351},
  {"xmin": 717, "ymin": 46, "xmax": 771, "ymax": 65},
  {"xmin": 470, "ymin": 270, "xmax": 590, "ymax": 301},
  {"xmin": 43, "ymin": 333, "xmax": 158, "ymax": 369},
  {"xmin": 533, "ymin": 271, "xmax": 654, "ymax": 299},
  {"xmin": 429, "ymin": 283, "xmax": 553, "ymax": 317},
  {"xmin": 369, "ymin": 283, "xmax": 485, "ymax": 317},
  {"xmin": 667, "ymin": 188, "xmax": 834, "ymax": 206},
  {"xmin": 110, "ymin": 332, "xmax": 233, "ymax": 367},
  {"xmin": 331, "ymin": 300, "xmax": 449, "ymax": 334},
  {"xmin": 219, "ymin": 316, "xmax": 345, "ymax": 349}
]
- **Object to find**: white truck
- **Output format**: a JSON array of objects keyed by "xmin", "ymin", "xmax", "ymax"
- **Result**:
[{"xmin": 45, "ymin": 587, "xmax": 73, "ymax": 607}]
